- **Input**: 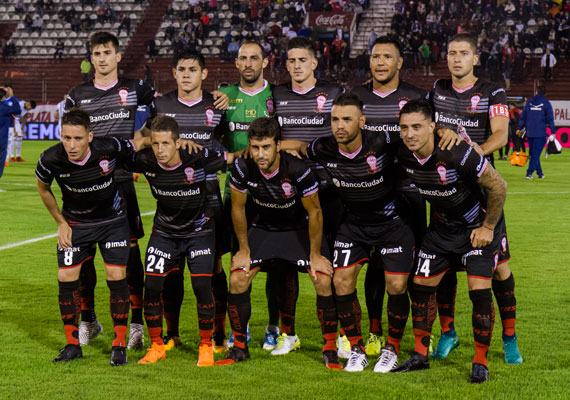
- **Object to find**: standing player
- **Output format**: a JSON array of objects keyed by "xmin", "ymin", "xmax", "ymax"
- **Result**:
[
  {"xmin": 218, "ymin": 41, "xmax": 279, "ymax": 351},
  {"xmin": 216, "ymin": 117, "xmax": 340, "ymax": 370},
  {"xmin": 1, "ymin": 83, "xmax": 36, "ymax": 163},
  {"xmin": 132, "ymin": 116, "xmax": 233, "ymax": 366},
  {"xmin": 395, "ymin": 100, "xmax": 507, "ymax": 383},
  {"xmin": 428, "ymin": 33, "xmax": 522, "ymax": 364},
  {"xmin": 0, "ymin": 88, "xmax": 20, "ymax": 178},
  {"xmin": 35, "ymin": 108, "xmax": 150, "ymax": 365},
  {"xmin": 350, "ymin": 36, "xmax": 428, "ymax": 358},
  {"xmin": 272, "ymin": 37, "xmax": 343, "ymax": 355},
  {"xmin": 304, "ymin": 94, "xmax": 416, "ymax": 372},
  {"xmin": 148, "ymin": 50, "xmax": 227, "ymax": 352}
]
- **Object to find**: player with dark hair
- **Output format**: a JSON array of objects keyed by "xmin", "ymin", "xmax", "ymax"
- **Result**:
[
  {"xmin": 35, "ymin": 108, "xmax": 151, "ymax": 365},
  {"xmin": 218, "ymin": 41, "xmax": 279, "ymax": 351},
  {"xmin": 394, "ymin": 99, "xmax": 507, "ymax": 383},
  {"xmin": 0, "ymin": 87, "xmax": 21, "ymax": 179},
  {"xmin": 147, "ymin": 49, "xmax": 227, "ymax": 353},
  {"xmin": 132, "ymin": 116, "xmax": 234, "ymax": 366},
  {"xmin": 1, "ymin": 82, "xmax": 35, "ymax": 164},
  {"xmin": 428, "ymin": 32, "xmax": 522, "ymax": 365},
  {"xmin": 350, "ymin": 36, "xmax": 429, "ymax": 361},
  {"xmin": 216, "ymin": 117, "xmax": 339, "ymax": 369},
  {"xmin": 272, "ymin": 36, "xmax": 344, "ymax": 356},
  {"xmin": 301, "ymin": 93, "xmax": 417, "ymax": 372}
]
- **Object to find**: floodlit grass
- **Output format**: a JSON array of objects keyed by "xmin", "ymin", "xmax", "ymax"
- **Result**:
[{"xmin": 0, "ymin": 141, "xmax": 569, "ymax": 399}]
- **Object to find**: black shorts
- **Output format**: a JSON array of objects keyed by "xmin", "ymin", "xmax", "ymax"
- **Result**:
[
  {"xmin": 144, "ymin": 230, "xmax": 216, "ymax": 278},
  {"xmin": 415, "ymin": 220, "xmax": 503, "ymax": 280},
  {"xmin": 245, "ymin": 226, "xmax": 330, "ymax": 272},
  {"xmin": 117, "ymin": 180, "xmax": 144, "ymax": 241},
  {"xmin": 57, "ymin": 219, "xmax": 130, "ymax": 269},
  {"xmin": 333, "ymin": 218, "xmax": 415, "ymax": 274}
]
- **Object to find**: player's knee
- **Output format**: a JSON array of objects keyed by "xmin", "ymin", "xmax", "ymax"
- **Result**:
[
  {"xmin": 229, "ymin": 271, "xmax": 249, "ymax": 294},
  {"xmin": 386, "ymin": 277, "xmax": 408, "ymax": 295},
  {"xmin": 333, "ymin": 271, "xmax": 355, "ymax": 295},
  {"xmin": 494, "ymin": 262, "xmax": 511, "ymax": 280},
  {"xmin": 105, "ymin": 266, "xmax": 126, "ymax": 281},
  {"xmin": 58, "ymin": 267, "xmax": 81, "ymax": 282},
  {"xmin": 313, "ymin": 274, "xmax": 333, "ymax": 296}
]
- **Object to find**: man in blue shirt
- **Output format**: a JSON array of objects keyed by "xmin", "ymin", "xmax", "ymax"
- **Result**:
[
  {"xmin": 0, "ymin": 87, "xmax": 22, "ymax": 179},
  {"xmin": 518, "ymin": 85, "xmax": 555, "ymax": 179}
]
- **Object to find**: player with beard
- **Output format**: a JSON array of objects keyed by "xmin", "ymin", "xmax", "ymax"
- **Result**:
[
  {"xmin": 218, "ymin": 42, "xmax": 279, "ymax": 352},
  {"xmin": 428, "ymin": 33, "xmax": 522, "ymax": 365},
  {"xmin": 272, "ymin": 37, "xmax": 343, "ymax": 356},
  {"xmin": 394, "ymin": 100, "xmax": 507, "ymax": 383},
  {"xmin": 350, "ymin": 36, "xmax": 429, "ymax": 359}
]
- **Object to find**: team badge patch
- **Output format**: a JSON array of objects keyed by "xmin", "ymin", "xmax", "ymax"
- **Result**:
[
  {"xmin": 184, "ymin": 167, "xmax": 195, "ymax": 184},
  {"xmin": 366, "ymin": 154, "xmax": 378, "ymax": 173},
  {"xmin": 470, "ymin": 95, "xmax": 481, "ymax": 111},
  {"xmin": 205, "ymin": 108, "xmax": 215, "ymax": 126},
  {"xmin": 314, "ymin": 92, "xmax": 328, "ymax": 113},
  {"xmin": 118, "ymin": 88, "xmax": 129, "ymax": 105},
  {"xmin": 99, "ymin": 159, "xmax": 110, "ymax": 175},
  {"xmin": 436, "ymin": 163, "xmax": 448, "ymax": 184},
  {"xmin": 266, "ymin": 98, "xmax": 274, "ymax": 115},
  {"xmin": 281, "ymin": 181, "xmax": 293, "ymax": 198}
]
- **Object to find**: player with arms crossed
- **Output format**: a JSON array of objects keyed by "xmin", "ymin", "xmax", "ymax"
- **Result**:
[
  {"xmin": 350, "ymin": 36, "xmax": 429, "ymax": 358},
  {"xmin": 132, "ymin": 116, "xmax": 234, "ymax": 367},
  {"xmin": 218, "ymin": 41, "xmax": 279, "ymax": 351},
  {"xmin": 216, "ymin": 117, "xmax": 339, "ymax": 369},
  {"xmin": 394, "ymin": 100, "xmax": 507, "ymax": 383},
  {"xmin": 36, "ymin": 108, "xmax": 150, "ymax": 365},
  {"xmin": 428, "ymin": 33, "xmax": 522, "ymax": 364}
]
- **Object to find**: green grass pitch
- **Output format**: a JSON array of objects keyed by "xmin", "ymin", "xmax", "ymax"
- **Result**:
[{"xmin": 0, "ymin": 141, "xmax": 569, "ymax": 399}]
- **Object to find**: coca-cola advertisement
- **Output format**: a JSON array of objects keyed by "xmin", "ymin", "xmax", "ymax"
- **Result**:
[{"xmin": 308, "ymin": 12, "xmax": 354, "ymax": 29}]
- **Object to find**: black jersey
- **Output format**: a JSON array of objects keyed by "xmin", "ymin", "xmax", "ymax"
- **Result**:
[
  {"xmin": 351, "ymin": 81, "xmax": 428, "ymax": 135},
  {"xmin": 429, "ymin": 78, "xmax": 508, "ymax": 164},
  {"xmin": 153, "ymin": 90, "xmax": 224, "ymax": 149},
  {"xmin": 307, "ymin": 130, "xmax": 399, "ymax": 225},
  {"xmin": 35, "ymin": 137, "xmax": 135, "ymax": 227},
  {"xmin": 229, "ymin": 152, "xmax": 319, "ymax": 231},
  {"xmin": 397, "ymin": 140, "xmax": 489, "ymax": 229},
  {"xmin": 130, "ymin": 148, "xmax": 226, "ymax": 238},
  {"xmin": 65, "ymin": 77, "xmax": 156, "ymax": 181},
  {"xmin": 273, "ymin": 80, "xmax": 342, "ymax": 187}
]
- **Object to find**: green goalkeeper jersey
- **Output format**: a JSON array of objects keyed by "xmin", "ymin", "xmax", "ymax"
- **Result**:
[{"xmin": 219, "ymin": 80, "xmax": 274, "ymax": 152}]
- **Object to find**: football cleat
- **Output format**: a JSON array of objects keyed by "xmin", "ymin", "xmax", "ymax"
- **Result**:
[
  {"xmin": 138, "ymin": 342, "xmax": 166, "ymax": 364},
  {"xmin": 344, "ymin": 345, "xmax": 369, "ymax": 372},
  {"xmin": 110, "ymin": 346, "xmax": 127, "ymax": 366},
  {"xmin": 337, "ymin": 335, "xmax": 351, "ymax": 359},
  {"xmin": 9, "ymin": 157, "xmax": 15, "ymax": 163},
  {"xmin": 322, "ymin": 350, "xmax": 343, "ymax": 370},
  {"xmin": 392, "ymin": 352, "xmax": 429, "ymax": 373},
  {"xmin": 212, "ymin": 332, "xmax": 228, "ymax": 353},
  {"xmin": 502, "ymin": 333, "xmax": 523, "ymax": 364},
  {"xmin": 262, "ymin": 326, "xmax": 279, "ymax": 351},
  {"xmin": 431, "ymin": 330, "xmax": 459, "ymax": 359},
  {"xmin": 197, "ymin": 344, "xmax": 214, "ymax": 367},
  {"xmin": 15, "ymin": 156, "xmax": 25, "ymax": 162},
  {"xmin": 53, "ymin": 344, "xmax": 83, "ymax": 362},
  {"xmin": 469, "ymin": 362, "xmax": 489, "ymax": 384},
  {"xmin": 78, "ymin": 319, "xmax": 103, "ymax": 346},
  {"xmin": 127, "ymin": 323, "xmax": 145, "ymax": 350},
  {"xmin": 214, "ymin": 346, "xmax": 250, "ymax": 365},
  {"xmin": 365, "ymin": 332, "xmax": 385, "ymax": 357},
  {"xmin": 227, "ymin": 324, "xmax": 251, "ymax": 349},
  {"xmin": 373, "ymin": 344, "xmax": 398, "ymax": 373},
  {"xmin": 271, "ymin": 333, "xmax": 300, "ymax": 355},
  {"xmin": 163, "ymin": 335, "xmax": 181, "ymax": 351}
]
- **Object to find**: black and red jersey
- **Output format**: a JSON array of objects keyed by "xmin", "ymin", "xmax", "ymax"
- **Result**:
[
  {"xmin": 397, "ymin": 140, "xmax": 489, "ymax": 229},
  {"xmin": 35, "ymin": 137, "xmax": 135, "ymax": 227},
  {"xmin": 307, "ymin": 130, "xmax": 400, "ymax": 225},
  {"xmin": 229, "ymin": 152, "xmax": 318, "ymax": 231}
]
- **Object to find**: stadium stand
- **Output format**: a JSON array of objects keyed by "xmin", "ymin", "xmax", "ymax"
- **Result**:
[{"xmin": 1, "ymin": 0, "xmax": 569, "ymax": 102}]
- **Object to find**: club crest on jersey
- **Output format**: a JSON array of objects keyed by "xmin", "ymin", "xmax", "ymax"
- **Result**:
[
  {"xmin": 468, "ymin": 93, "xmax": 483, "ymax": 113},
  {"xmin": 184, "ymin": 167, "xmax": 195, "ymax": 183},
  {"xmin": 281, "ymin": 180, "xmax": 293, "ymax": 198},
  {"xmin": 314, "ymin": 92, "xmax": 328, "ymax": 113},
  {"xmin": 266, "ymin": 98, "xmax": 274, "ymax": 115},
  {"xmin": 204, "ymin": 108, "xmax": 215, "ymax": 126},
  {"xmin": 436, "ymin": 163, "xmax": 448, "ymax": 184},
  {"xmin": 118, "ymin": 88, "xmax": 129, "ymax": 105},
  {"xmin": 366, "ymin": 154, "xmax": 378, "ymax": 173},
  {"xmin": 99, "ymin": 159, "xmax": 110, "ymax": 175}
]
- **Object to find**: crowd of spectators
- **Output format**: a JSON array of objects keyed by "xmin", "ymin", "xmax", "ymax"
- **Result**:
[{"xmin": 388, "ymin": 0, "xmax": 570, "ymax": 86}]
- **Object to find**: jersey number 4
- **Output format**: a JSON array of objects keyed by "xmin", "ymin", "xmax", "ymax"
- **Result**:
[
  {"xmin": 416, "ymin": 258, "xmax": 431, "ymax": 277},
  {"xmin": 146, "ymin": 254, "xmax": 165, "ymax": 274}
]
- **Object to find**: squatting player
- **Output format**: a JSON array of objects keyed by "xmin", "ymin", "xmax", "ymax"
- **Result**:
[
  {"xmin": 304, "ymin": 93, "xmax": 416, "ymax": 372},
  {"xmin": 272, "ymin": 37, "xmax": 343, "ymax": 355},
  {"xmin": 218, "ymin": 41, "xmax": 280, "ymax": 351},
  {"xmin": 394, "ymin": 100, "xmax": 507, "ymax": 384},
  {"xmin": 149, "ymin": 50, "xmax": 227, "ymax": 352},
  {"xmin": 350, "ymin": 36, "xmax": 429, "ymax": 359},
  {"xmin": 216, "ymin": 117, "xmax": 340, "ymax": 370},
  {"xmin": 36, "ymin": 108, "xmax": 151, "ymax": 365},
  {"xmin": 131, "ymin": 116, "xmax": 234, "ymax": 367},
  {"xmin": 428, "ymin": 33, "xmax": 522, "ymax": 364}
]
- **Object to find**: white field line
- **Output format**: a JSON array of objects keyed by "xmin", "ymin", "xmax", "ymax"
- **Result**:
[{"xmin": 0, "ymin": 211, "xmax": 156, "ymax": 251}]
